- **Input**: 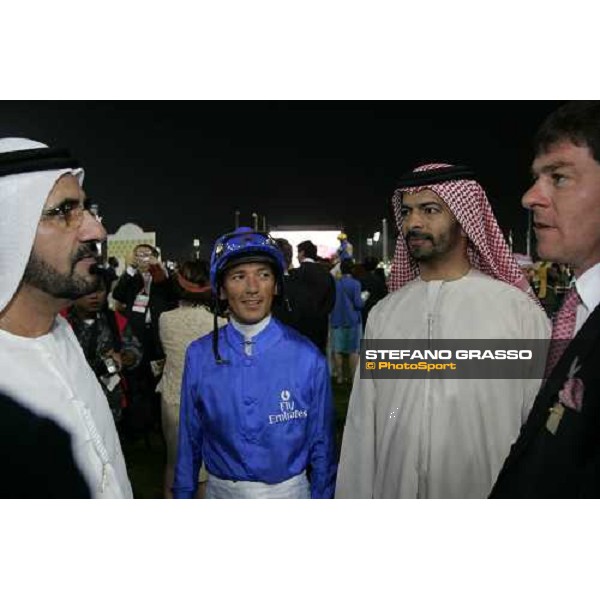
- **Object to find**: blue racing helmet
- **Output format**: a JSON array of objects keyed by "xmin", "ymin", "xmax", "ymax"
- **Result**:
[{"xmin": 209, "ymin": 227, "xmax": 286, "ymax": 293}]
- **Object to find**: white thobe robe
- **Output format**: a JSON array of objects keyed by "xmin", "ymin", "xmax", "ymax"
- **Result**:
[
  {"xmin": 0, "ymin": 316, "xmax": 133, "ymax": 498},
  {"xmin": 336, "ymin": 269, "xmax": 550, "ymax": 499}
]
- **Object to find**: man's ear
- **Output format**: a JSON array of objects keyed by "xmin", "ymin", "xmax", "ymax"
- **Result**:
[{"xmin": 219, "ymin": 287, "xmax": 227, "ymax": 301}]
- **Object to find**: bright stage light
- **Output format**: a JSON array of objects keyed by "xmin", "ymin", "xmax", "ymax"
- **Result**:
[{"xmin": 269, "ymin": 229, "xmax": 342, "ymax": 268}]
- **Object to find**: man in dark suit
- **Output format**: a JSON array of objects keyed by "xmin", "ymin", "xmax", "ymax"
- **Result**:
[
  {"xmin": 292, "ymin": 240, "xmax": 336, "ymax": 355},
  {"xmin": 112, "ymin": 243, "xmax": 177, "ymax": 436},
  {"xmin": 112, "ymin": 244, "xmax": 176, "ymax": 362},
  {"xmin": 358, "ymin": 256, "xmax": 388, "ymax": 329},
  {"xmin": 272, "ymin": 238, "xmax": 317, "ymax": 343},
  {"xmin": 491, "ymin": 101, "xmax": 600, "ymax": 498}
]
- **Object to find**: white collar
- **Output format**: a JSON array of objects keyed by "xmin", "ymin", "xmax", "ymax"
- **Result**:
[
  {"xmin": 575, "ymin": 262, "xmax": 600, "ymax": 315},
  {"xmin": 229, "ymin": 314, "xmax": 271, "ymax": 340},
  {"xmin": 300, "ymin": 258, "xmax": 315, "ymax": 264}
]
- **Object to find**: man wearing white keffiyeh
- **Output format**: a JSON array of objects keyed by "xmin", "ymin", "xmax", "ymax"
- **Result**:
[
  {"xmin": 336, "ymin": 163, "xmax": 549, "ymax": 498},
  {"xmin": 0, "ymin": 137, "xmax": 132, "ymax": 498}
]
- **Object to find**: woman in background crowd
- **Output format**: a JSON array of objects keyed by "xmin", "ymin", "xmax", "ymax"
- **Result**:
[{"xmin": 158, "ymin": 260, "xmax": 226, "ymax": 498}]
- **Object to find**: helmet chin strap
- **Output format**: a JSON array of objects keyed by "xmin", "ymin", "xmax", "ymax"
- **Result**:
[{"xmin": 212, "ymin": 307, "xmax": 229, "ymax": 365}]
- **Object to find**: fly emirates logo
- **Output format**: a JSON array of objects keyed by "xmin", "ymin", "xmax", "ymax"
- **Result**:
[{"xmin": 268, "ymin": 390, "xmax": 308, "ymax": 425}]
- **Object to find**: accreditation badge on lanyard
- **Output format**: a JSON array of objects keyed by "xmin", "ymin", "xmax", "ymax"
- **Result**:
[
  {"xmin": 132, "ymin": 293, "xmax": 149, "ymax": 314},
  {"xmin": 132, "ymin": 274, "xmax": 152, "ymax": 314}
]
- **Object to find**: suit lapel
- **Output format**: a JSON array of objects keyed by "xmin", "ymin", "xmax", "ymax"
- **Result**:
[
  {"xmin": 501, "ymin": 302, "xmax": 600, "ymax": 468},
  {"xmin": 544, "ymin": 302, "xmax": 600, "ymax": 396}
]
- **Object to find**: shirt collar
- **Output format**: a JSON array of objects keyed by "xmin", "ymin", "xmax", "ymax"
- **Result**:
[
  {"xmin": 575, "ymin": 262, "xmax": 600, "ymax": 314},
  {"xmin": 229, "ymin": 314, "xmax": 271, "ymax": 339},
  {"xmin": 225, "ymin": 315, "xmax": 282, "ymax": 356}
]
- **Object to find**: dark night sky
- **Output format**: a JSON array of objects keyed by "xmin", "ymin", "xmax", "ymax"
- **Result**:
[{"xmin": 0, "ymin": 101, "xmax": 563, "ymax": 260}]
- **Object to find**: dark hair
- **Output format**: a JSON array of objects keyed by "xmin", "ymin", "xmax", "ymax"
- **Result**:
[
  {"xmin": 297, "ymin": 240, "xmax": 317, "ymax": 260},
  {"xmin": 341, "ymin": 258, "xmax": 355, "ymax": 275},
  {"xmin": 535, "ymin": 101, "xmax": 600, "ymax": 163},
  {"xmin": 275, "ymin": 238, "xmax": 293, "ymax": 269},
  {"xmin": 92, "ymin": 273, "xmax": 109, "ymax": 293},
  {"xmin": 108, "ymin": 256, "xmax": 119, "ymax": 268},
  {"xmin": 363, "ymin": 255, "xmax": 379, "ymax": 272},
  {"xmin": 134, "ymin": 243, "xmax": 159, "ymax": 258},
  {"xmin": 174, "ymin": 259, "xmax": 211, "ymax": 304},
  {"xmin": 352, "ymin": 262, "xmax": 367, "ymax": 279}
]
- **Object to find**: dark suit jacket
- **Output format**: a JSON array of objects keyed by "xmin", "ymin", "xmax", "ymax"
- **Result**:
[
  {"xmin": 272, "ymin": 273, "xmax": 319, "ymax": 346},
  {"xmin": 112, "ymin": 266, "xmax": 177, "ymax": 361},
  {"xmin": 287, "ymin": 261, "xmax": 336, "ymax": 354},
  {"xmin": 491, "ymin": 303, "xmax": 600, "ymax": 498},
  {"xmin": 359, "ymin": 270, "xmax": 388, "ymax": 326}
]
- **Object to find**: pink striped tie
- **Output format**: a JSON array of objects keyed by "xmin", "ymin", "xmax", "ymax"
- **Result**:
[{"xmin": 545, "ymin": 287, "xmax": 580, "ymax": 377}]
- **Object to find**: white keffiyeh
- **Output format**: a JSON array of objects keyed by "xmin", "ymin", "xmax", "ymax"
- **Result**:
[{"xmin": 0, "ymin": 137, "xmax": 84, "ymax": 312}]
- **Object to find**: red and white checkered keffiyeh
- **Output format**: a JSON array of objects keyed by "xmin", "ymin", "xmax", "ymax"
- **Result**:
[{"xmin": 388, "ymin": 163, "xmax": 534, "ymax": 301}]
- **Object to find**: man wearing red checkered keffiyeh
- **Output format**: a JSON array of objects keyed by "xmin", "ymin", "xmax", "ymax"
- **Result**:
[
  {"xmin": 388, "ymin": 163, "xmax": 535, "ymax": 300},
  {"xmin": 336, "ymin": 163, "xmax": 550, "ymax": 499}
]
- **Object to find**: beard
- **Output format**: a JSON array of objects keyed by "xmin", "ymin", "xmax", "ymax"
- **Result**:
[
  {"xmin": 22, "ymin": 243, "xmax": 100, "ymax": 300},
  {"xmin": 405, "ymin": 231, "xmax": 436, "ymax": 260},
  {"xmin": 405, "ymin": 224, "xmax": 462, "ymax": 262}
]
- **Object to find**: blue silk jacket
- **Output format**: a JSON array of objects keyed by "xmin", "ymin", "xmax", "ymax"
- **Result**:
[{"xmin": 173, "ymin": 318, "xmax": 336, "ymax": 498}]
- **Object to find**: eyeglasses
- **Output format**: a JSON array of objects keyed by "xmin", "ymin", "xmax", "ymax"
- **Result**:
[{"xmin": 40, "ymin": 198, "xmax": 99, "ymax": 228}]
